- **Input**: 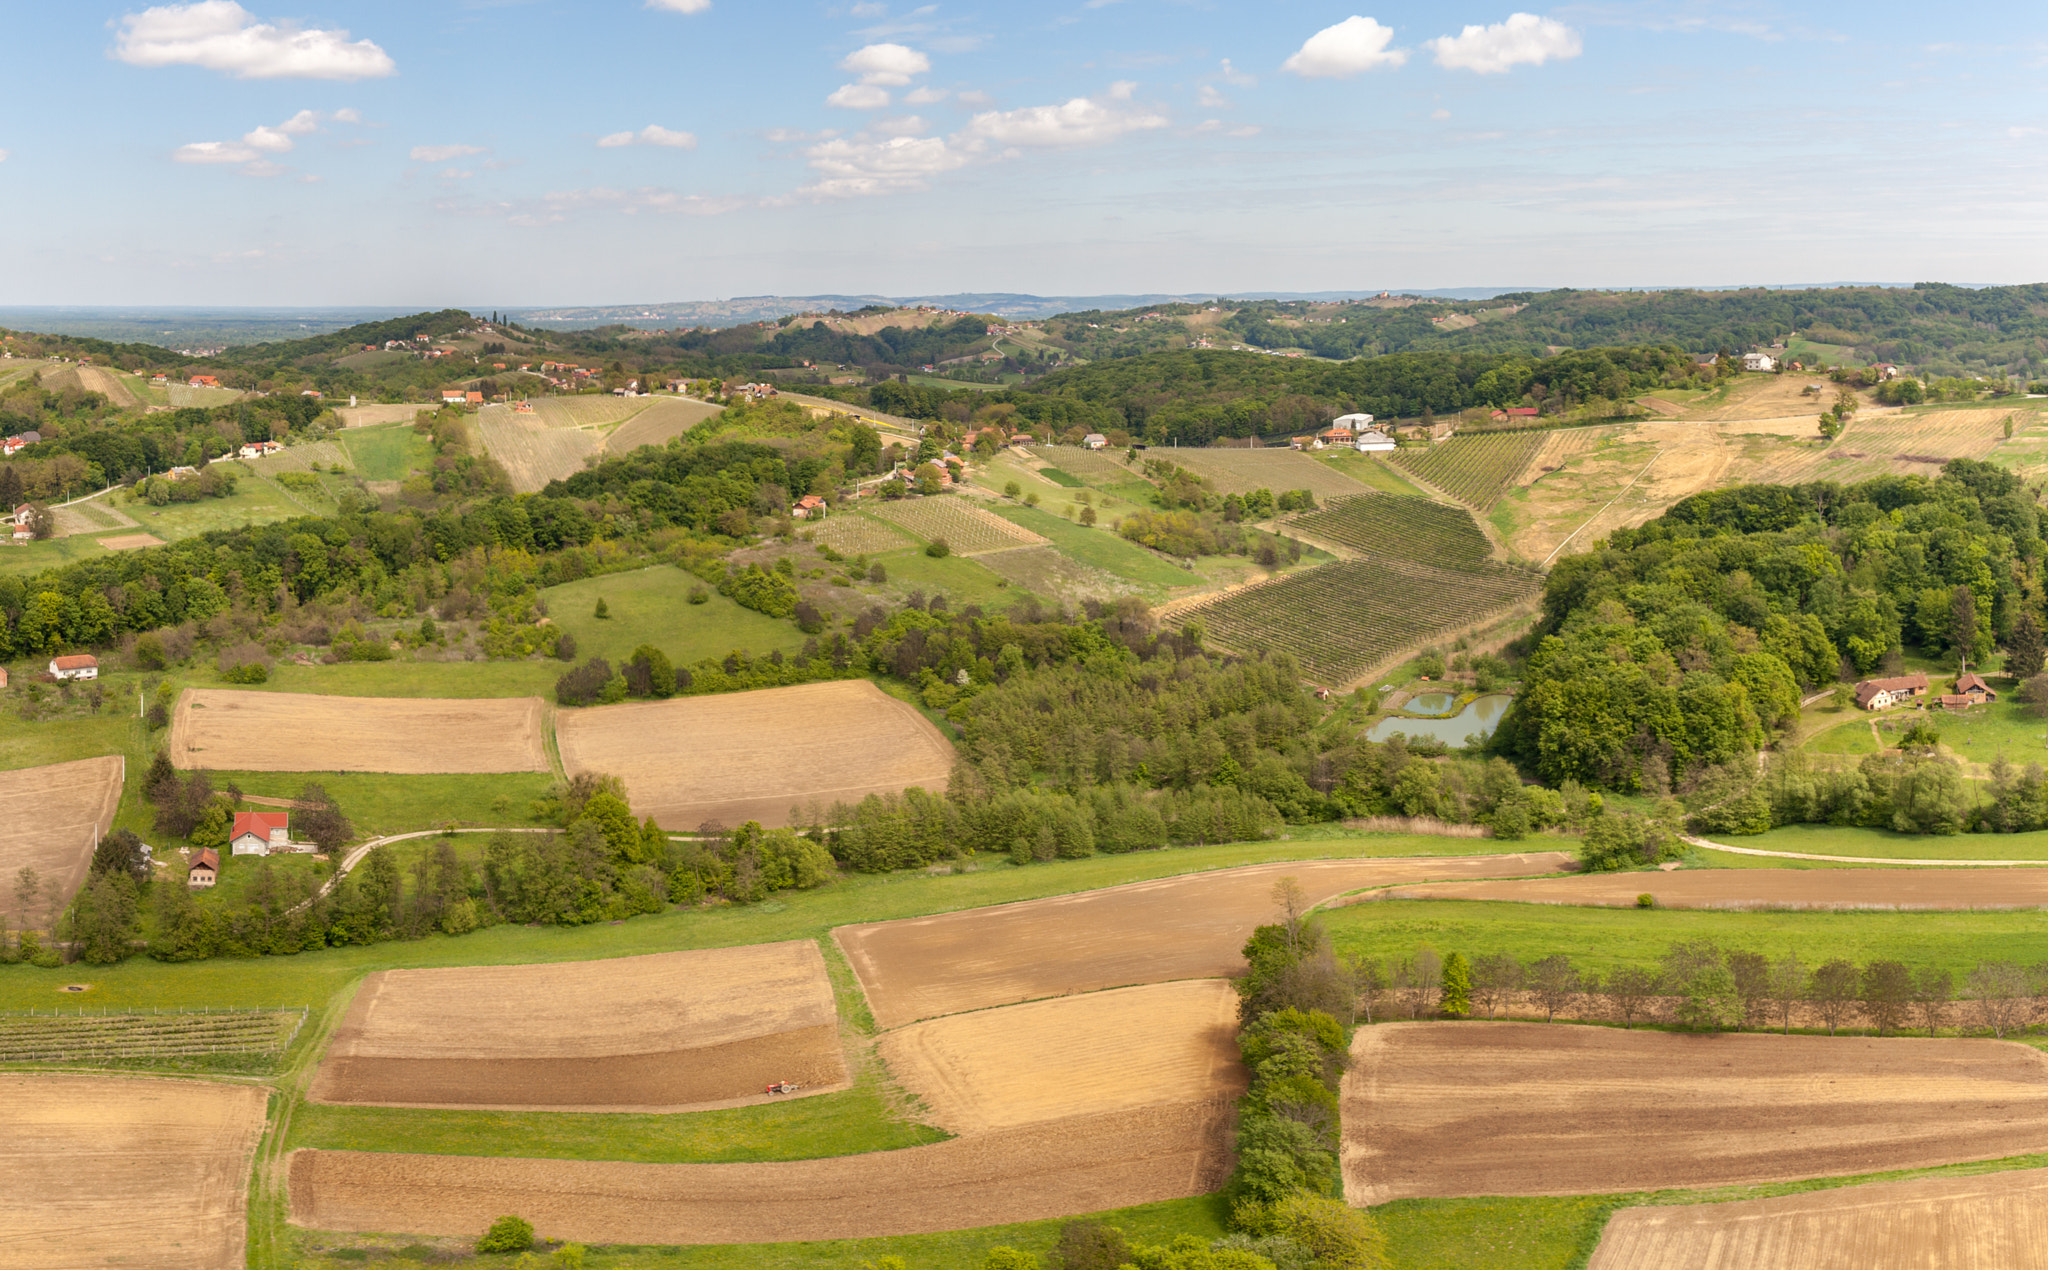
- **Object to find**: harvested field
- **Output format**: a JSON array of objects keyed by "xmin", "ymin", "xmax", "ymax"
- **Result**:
[
  {"xmin": 1746, "ymin": 409, "xmax": 2021, "ymax": 486},
  {"xmin": 1589, "ymin": 1169, "xmax": 2048, "ymax": 1270},
  {"xmin": 290, "ymin": 1100, "xmax": 1233, "ymax": 1244},
  {"xmin": 169, "ymin": 689, "xmax": 548, "ymax": 774},
  {"xmin": 311, "ymin": 942, "xmax": 845, "ymax": 1111},
  {"xmin": 71, "ymin": 365, "xmax": 143, "ymax": 409},
  {"xmin": 1025, "ymin": 445, "xmax": 1133, "ymax": 485},
  {"xmin": 475, "ymin": 407, "xmax": 601, "ymax": 493},
  {"xmin": 0, "ymin": 757, "xmax": 123, "ymax": 927},
  {"xmin": 839, "ymin": 852, "xmax": 1572, "ymax": 1028},
  {"xmin": 1342, "ymin": 1022, "xmax": 2048, "ymax": 1203},
  {"xmin": 98, "ymin": 533, "xmax": 165, "ymax": 550},
  {"xmin": 871, "ymin": 496, "xmax": 1049, "ymax": 555},
  {"xmin": 336, "ymin": 403, "xmax": 424, "ymax": 428},
  {"xmin": 0, "ymin": 1073, "xmax": 268, "ymax": 1270},
  {"xmin": 556, "ymin": 680, "xmax": 955, "ymax": 830},
  {"xmin": 1382, "ymin": 867, "xmax": 2048, "ymax": 910},
  {"xmin": 1503, "ymin": 420, "xmax": 1731, "ymax": 563},
  {"xmin": 1168, "ymin": 448, "xmax": 1374, "ymax": 500},
  {"xmin": 800, "ymin": 512, "xmax": 913, "ymax": 555},
  {"xmin": 604, "ymin": 397, "xmax": 723, "ymax": 453}
]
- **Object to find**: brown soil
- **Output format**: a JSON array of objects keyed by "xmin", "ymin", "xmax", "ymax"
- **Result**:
[
  {"xmin": 289, "ymin": 1101, "xmax": 1234, "ymax": 1245},
  {"xmin": 71, "ymin": 365, "xmax": 142, "ymax": 409},
  {"xmin": 604, "ymin": 397, "xmax": 723, "ymax": 453},
  {"xmin": 336, "ymin": 404, "xmax": 424, "ymax": 428},
  {"xmin": 1342, "ymin": 1022, "xmax": 2048, "ymax": 1203},
  {"xmin": 555, "ymin": 680, "xmax": 956, "ymax": 830},
  {"xmin": 0, "ymin": 756, "xmax": 123, "ymax": 930},
  {"xmin": 169, "ymin": 689, "xmax": 548, "ymax": 774},
  {"xmin": 1380, "ymin": 868, "xmax": 2048, "ymax": 910},
  {"xmin": 1589, "ymin": 1169, "xmax": 2048, "ymax": 1270},
  {"xmin": 0, "ymin": 1073, "xmax": 268, "ymax": 1270},
  {"xmin": 881, "ymin": 980, "xmax": 1245, "ymax": 1134},
  {"xmin": 310, "ymin": 942, "xmax": 845, "ymax": 1111},
  {"xmin": 98, "ymin": 533, "xmax": 165, "ymax": 550},
  {"xmin": 837, "ymin": 853, "xmax": 1572, "ymax": 1029},
  {"xmin": 1167, "ymin": 448, "xmax": 1375, "ymax": 500}
]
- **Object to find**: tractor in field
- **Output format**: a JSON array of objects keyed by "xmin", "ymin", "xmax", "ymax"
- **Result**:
[{"xmin": 765, "ymin": 1081, "xmax": 802, "ymax": 1095}]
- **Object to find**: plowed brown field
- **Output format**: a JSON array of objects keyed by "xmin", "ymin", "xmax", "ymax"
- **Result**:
[
  {"xmin": 310, "ymin": 942, "xmax": 845, "ymax": 1111},
  {"xmin": 0, "ymin": 1074, "xmax": 268, "ymax": 1270},
  {"xmin": 1589, "ymin": 1169, "xmax": 2048, "ymax": 1270},
  {"xmin": 289, "ymin": 1101, "xmax": 1233, "ymax": 1245},
  {"xmin": 99, "ymin": 532, "xmax": 164, "ymax": 550},
  {"xmin": 169, "ymin": 689, "xmax": 548, "ymax": 773},
  {"xmin": 1342, "ymin": 1023, "xmax": 2048, "ymax": 1204},
  {"xmin": 881, "ymin": 980, "xmax": 1244, "ymax": 1134},
  {"xmin": 555, "ymin": 680, "xmax": 955, "ymax": 830},
  {"xmin": 838, "ymin": 852, "xmax": 1572, "ymax": 1028},
  {"xmin": 1381, "ymin": 868, "xmax": 2048, "ymax": 910},
  {"xmin": 0, "ymin": 756, "xmax": 123, "ymax": 927}
]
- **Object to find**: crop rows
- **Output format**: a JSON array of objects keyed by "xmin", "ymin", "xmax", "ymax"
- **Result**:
[
  {"xmin": 1166, "ymin": 448, "xmax": 1373, "ymax": 500},
  {"xmin": 871, "ymin": 497, "xmax": 1048, "ymax": 555},
  {"xmin": 1179, "ymin": 557, "xmax": 1542, "ymax": 686},
  {"xmin": 1387, "ymin": 432, "xmax": 1548, "ymax": 509},
  {"xmin": 1287, "ymin": 495, "xmax": 1494, "ymax": 568},
  {"xmin": 802, "ymin": 513, "xmax": 913, "ymax": 555},
  {"xmin": 0, "ymin": 1009, "xmax": 304, "ymax": 1062},
  {"xmin": 1027, "ymin": 445, "xmax": 1131, "ymax": 485}
]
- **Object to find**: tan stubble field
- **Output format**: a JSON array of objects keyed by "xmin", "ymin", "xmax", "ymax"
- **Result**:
[
  {"xmin": 1380, "ymin": 867, "xmax": 2048, "ymax": 910},
  {"xmin": 0, "ymin": 756, "xmax": 124, "ymax": 926},
  {"xmin": 169, "ymin": 689, "xmax": 549, "ymax": 773}
]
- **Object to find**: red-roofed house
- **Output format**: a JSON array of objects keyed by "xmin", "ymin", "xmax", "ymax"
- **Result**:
[
  {"xmin": 1489, "ymin": 407, "xmax": 1541, "ymax": 422},
  {"xmin": 230, "ymin": 811, "xmax": 290, "ymax": 857},
  {"xmin": 465, "ymin": 391, "xmax": 484, "ymax": 404},
  {"xmin": 188, "ymin": 849, "xmax": 219, "ymax": 888},
  {"xmin": 49, "ymin": 654, "xmax": 97, "ymax": 681}
]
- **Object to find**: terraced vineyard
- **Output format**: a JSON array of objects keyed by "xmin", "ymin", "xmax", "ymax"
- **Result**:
[
  {"xmin": 0, "ymin": 1008, "xmax": 306, "ymax": 1064},
  {"xmin": 1027, "ymin": 445, "xmax": 1132, "ymax": 485},
  {"xmin": 1387, "ymin": 431, "xmax": 1548, "ymax": 509},
  {"xmin": 1288, "ymin": 495, "xmax": 1494, "ymax": 567},
  {"xmin": 802, "ymin": 512, "xmax": 914, "ymax": 555},
  {"xmin": 1178, "ymin": 557, "xmax": 1543, "ymax": 686},
  {"xmin": 871, "ymin": 497, "xmax": 1048, "ymax": 555}
]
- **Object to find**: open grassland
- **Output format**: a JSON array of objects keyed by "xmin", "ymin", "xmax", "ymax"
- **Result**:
[
  {"xmin": 993, "ymin": 502, "xmax": 1222, "ymax": 590},
  {"xmin": 1167, "ymin": 447, "xmax": 1375, "ymax": 499},
  {"xmin": 555, "ymin": 680, "xmax": 956, "ymax": 830},
  {"xmin": 1310, "ymin": 449, "xmax": 1433, "ymax": 496},
  {"xmin": 170, "ymin": 689, "xmax": 548, "ymax": 774},
  {"xmin": 1378, "ymin": 867, "xmax": 2048, "ymax": 909},
  {"xmin": 50, "ymin": 498, "xmax": 137, "ymax": 535},
  {"xmin": 1493, "ymin": 420, "xmax": 1729, "ymax": 563},
  {"xmin": 338, "ymin": 423, "xmax": 428, "ymax": 481},
  {"xmin": 311, "ymin": 942, "xmax": 844, "ymax": 1112},
  {"xmin": 1589, "ymin": 1169, "xmax": 2048, "ymax": 1270},
  {"xmin": 289, "ymin": 1101, "xmax": 1232, "ymax": 1245},
  {"xmin": 335, "ymin": 403, "xmax": 424, "ymax": 428},
  {"xmin": 112, "ymin": 475, "xmax": 310, "ymax": 543},
  {"xmin": 605, "ymin": 396, "xmax": 723, "ymax": 453},
  {"xmin": 1387, "ymin": 432, "xmax": 1548, "ymax": 509},
  {"xmin": 1176, "ymin": 556, "xmax": 1542, "ymax": 687},
  {"xmin": 871, "ymin": 496, "xmax": 1049, "ymax": 555},
  {"xmin": 0, "ymin": 756, "xmax": 123, "ymax": 927},
  {"xmin": 1286, "ymin": 495, "xmax": 1497, "ymax": 567},
  {"xmin": 1746, "ymin": 409, "xmax": 2023, "ymax": 485},
  {"xmin": 980, "ymin": 544, "xmax": 1145, "ymax": 602},
  {"xmin": 475, "ymin": 407, "xmax": 602, "ymax": 493},
  {"xmin": 0, "ymin": 1074, "xmax": 268, "ymax": 1270},
  {"xmin": 168, "ymin": 383, "xmax": 243, "ymax": 408},
  {"xmin": 1703, "ymin": 823, "xmax": 2048, "ymax": 861},
  {"xmin": 1343, "ymin": 1023, "xmax": 2048, "ymax": 1203},
  {"xmin": 799, "ymin": 512, "xmax": 914, "ymax": 555},
  {"xmin": 880, "ymin": 980, "xmax": 1243, "ymax": 1134},
  {"xmin": 542, "ymin": 564, "xmax": 806, "ymax": 667},
  {"xmin": 241, "ymin": 440, "xmax": 349, "ymax": 476},
  {"xmin": 837, "ymin": 852, "xmax": 1571, "ymax": 1029}
]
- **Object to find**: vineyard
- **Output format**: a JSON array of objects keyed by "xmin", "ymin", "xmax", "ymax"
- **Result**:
[
  {"xmin": 1287, "ymin": 495, "xmax": 1494, "ymax": 568},
  {"xmin": 476, "ymin": 409, "xmax": 602, "ymax": 493},
  {"xmin": 871, "ymin": 497, "xmax": 1049, "ymax": 555},
  {"xmin": 1026, "ymin": 445, "xmax": 1132, "ymax": 485},
  {"xmin": 1178, "ymin": 557, "xmax": 1543, "ymax": 686},
  {"xmin": 0, "ymin": 1008, "xmax": 305, "ymax": 1067},
  {"xmin": 1387, "ymin": 432, "xmax": 1548, "ymax": 509},
  {"xmin": 1164, "ymin": 448, "xmax": 1374, "ymax": 500},
  {"xmin": 801, "ymin": 513, "xmax": 914, "ymax": 555}
]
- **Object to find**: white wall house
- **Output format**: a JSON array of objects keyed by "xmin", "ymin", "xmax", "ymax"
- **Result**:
[
  {"xmin": 1353, "ymin": 430, "xmax": 1397, "ymax": 453},
  {"xmin": 1743, "ymin": 352, "xmax": 1777, "ymax": 372}
]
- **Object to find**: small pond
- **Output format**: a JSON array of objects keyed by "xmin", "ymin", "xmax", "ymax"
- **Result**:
[
  {"xmin": 1368, "ymin": 693, "xmax": 1514, "ymax": 747},
  {"xmin": 1403, "ymin": 692, "xmax": 1458, "ymax": 717}
]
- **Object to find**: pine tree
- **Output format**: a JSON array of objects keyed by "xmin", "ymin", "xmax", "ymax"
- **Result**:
[
  {"xmin": 2008, "ymin": 611, "xmax": 2046, "ymax": 679},
  {"xmin": 0, "ymin": 464, "xmax": 21, "ymax": 508},
  {"xmin": 594, "ymin": 597, "xmax": 610, "ymax": 619},
  {"xmin": 1439, "ymin": 950, "xmax": 1472, "ymax": 1018}
]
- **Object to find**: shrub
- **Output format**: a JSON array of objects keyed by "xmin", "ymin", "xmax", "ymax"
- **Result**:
[
  {"xmin": 1637, "ymin": 892, "xmax": 1655, "ymax": 908},
  {"xmin": 868, "ymin": 562, "xmax": 888, "ymax": 583},
  {"xmin": 593, "ymin": 597, "xmax": 610, "ymax": 619},
  {"xmin": 926, "ymin": 536, "xmax": 952, "ymax": 558},
  {"xmin": 220, "ymin": 662, "xmax": 268, "ymax": 684},
  {"xmin": 554, "ymin": 631, "xmax": 577, "ymax": 662},
  {"xmin": 687, "ymin": 585, "xmax": 710, "ymax": 605},
  {"xmin": 555, "ymin": 657, "xmax": 615, "ymax": 707},
  {"xmin": 476, "ymin": 1214, "xmax": 534, "ymax": 1253}
]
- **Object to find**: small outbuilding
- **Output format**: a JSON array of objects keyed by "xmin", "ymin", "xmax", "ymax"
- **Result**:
[
  {"xmin": 1083, "ymin": 433, "xmax": 1108, "ymax": 450},
  {"xmin": 1353, "ymin": 429, "xmax": 1397, "ymax": 453},
  {"xmin": 49, "ymin": 654, "xmax": 98, "ymax": 681},
  {"xmin": 188, "ymin": 849, "xmax": 219, "ymax": 888}
]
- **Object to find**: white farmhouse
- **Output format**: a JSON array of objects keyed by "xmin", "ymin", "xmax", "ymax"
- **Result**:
[
  {"xmin": 49, "ymin": 654, "xmax": 98, "ymax": 681},
  {"xmin": 1353, "ymin": 430, "xmax": 1397, "ymax": 453},
  {"xmin": 1743, "ymin": 352, "xmax": 1777, "ymax": 372}
]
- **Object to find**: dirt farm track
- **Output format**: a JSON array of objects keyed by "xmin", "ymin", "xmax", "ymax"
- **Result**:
[
  {"xmin": 1380, "ymin": 867, "xmax": 2048, "ymax": 910},
  {"xmin": 0, "ymin": 1074, "xmax": 268, "ymax": 1270},
  {"xmin": 1343, "ymin": 1023, "xmax": 2048, "ymax": 1204},
  {"xmin": 169, "ymin": 689, "xmax": 549, "ymax": 774}
]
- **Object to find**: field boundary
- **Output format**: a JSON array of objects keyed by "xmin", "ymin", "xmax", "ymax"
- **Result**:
[{"xmin": 1685, "ymin": 834, "xmax": 2048, "ymax": 867}]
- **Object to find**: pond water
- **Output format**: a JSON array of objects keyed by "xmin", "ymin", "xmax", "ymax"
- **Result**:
[
  {"xmin": 1403, "ymin": 692, "xmax": 1457, "ymax": 717},
  {"xmin": 1368, "ymin": 694, "xmax": 1514, "ymax": 747}
]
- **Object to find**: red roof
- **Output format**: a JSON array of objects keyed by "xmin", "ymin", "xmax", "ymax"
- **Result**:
[
  {"xmin": 50, "ymin": 654, "xmax": 97, "ymax": 671},
  {"xmin": 232, "ymin": 811, "xmax": 289, "ymax": 841},
  {"xmin": 191, "ymin": 849, "xmax": 219, "ymax": 872}
]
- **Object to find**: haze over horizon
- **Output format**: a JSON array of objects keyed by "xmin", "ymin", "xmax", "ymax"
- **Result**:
[{"xmin": 3, "ymin": 0, "xmax": 2043, "ymax": 307}]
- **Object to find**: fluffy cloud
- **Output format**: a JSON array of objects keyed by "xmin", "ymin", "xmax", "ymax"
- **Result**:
[
  {"xmin": 645, "ymin": 0, "xmax": 711, "ymax": 11},
  {"xmin": 827, "ymin": 83, "xmax": 892, "ymax": 110},
  {"xmin": 411, "ymin": 144, "xmax": 484, "ymax": 162},
  {"xmin": 1425, "ymin": 14, "xmax": 1581, "ymax": 74},
  {"xmin": 801, "ymin": 134, "xmax": 971, "ymax": 197},
  {"xmin": 904, "ymin": 86, "xmax": 948, "ymax": 105},
  {"xmin": 174, "ymin": 108, "xmax": 338, "ymax": 173},
  {"xmin": 597, "ymin": 125, "xmax": 699, "ymax": 149},
  {"xmin": 963, "ymin": 88, "xmax": 1167, "ymax": 148},
  {"xmin": 1283, "ymin": 16, "xmax": 1406, "ymax": 77},
  {"xmin": 841, "ymin": 42, "xmax": 930, "ymax": 85},
  {"xmin": 113, "ymin": 1, "xmax": 395, "ymax": 80}
]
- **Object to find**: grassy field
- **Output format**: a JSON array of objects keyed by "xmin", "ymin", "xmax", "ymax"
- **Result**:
[
  {"xmin": 255, "ymin": 660, "xmax": 561, "ymax": 699},
  {"xmin": 1310, "ymin": 450, "xmax": 1433, "ymax": 497},
  {"xmin": 119, "ymin": 474, "xmax": 311, "ymax": 540},
  {"xmin": 0, "ymin": 532, "xmax": 124, "ymax": 576},
  {"xmin": 869, "ymin": 543, "xmax": 1015, "ymax": 608},
  {"xmin": 990, "ymin": 503, "xmax": 1195, "ymax": 590},
  {"xmin": 542, "ymin": 565, "xmax": 806, "ymax": 667},
  {"xmin": 211, "ymin": 770, "xmax": 557, "ymax": 836},
  {"xmin": 1375, "ymin": 1196, "xmax": 1613, "ymax": 1270},
  {"xmin": 339, "ymin": 423, "xmax": 430, "ymax": 482},
  {"xmin": 1702, "ymin": 823, "xmax": 2048, "ymax": 861}
]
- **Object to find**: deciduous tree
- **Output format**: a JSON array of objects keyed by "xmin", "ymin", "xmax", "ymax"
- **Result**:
[
  {"xmin": 1860, "ymin": 959, "xmax": 1912, "ymax": 1036},
  {"xmin": 1809, "ymin": 959, "xmax": 1860, "ymax": 1035}
]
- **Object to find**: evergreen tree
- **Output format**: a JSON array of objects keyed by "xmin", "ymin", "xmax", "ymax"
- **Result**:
[
  {"xmin": 2008, "ymin": 611, "xmax": 2046, "ymax": 679},
  {"xmin": 1439, "ymin": 951, "xmax": 1472, "ymax": 1018}
]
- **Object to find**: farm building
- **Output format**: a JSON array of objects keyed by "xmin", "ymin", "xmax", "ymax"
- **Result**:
[
  {"xmin": 1948, "ymin": 672, "xmax": 1998, "ymax": 707},
  {"xmin": 230, "ymin": 811, "xmax": 290, "ymax": 857},
  {"xmin": 1333, "ymin": 412, "xmax": 1376, "ymax": 429},
  {"xmin": 1874, "ymin": 363, "xmax": 1903, "ymax": 381},
  {"xmin": 188, "ymin": 849, "xmax": 219, "ymax": 888},
  {"xmin": 49, "ymin": 654, "xmax": 98, "ymax": 681},
  {"xmin": 237, "ymin": 441, "xmax": 283, "ymax": 459},
  {"xmin": 1354, "ymin": 430, "xmax": 1397, "ymax": 453},
  {"xmin": 793, "ymin": 495, "xmax": 826, "ymax": 520},
  {"xmin": 188, "ymin": 375, "xmax": 220, "ymax": 388},
  {"xmin": 1743, "ymin": 352, "xmax": 1778, "ymax": 372},
  {"xmin": 1290, "ymin": 435, "xmax": 1316, "ymax": 450},
  {"xmin": 0, "ymin": 667, "xmax": 8, "ymax": 689},
  {"xmin": 1854, "ymin": 673, "xmax": 1930, "ymax": 710},
  {"xmin": 1083, "ymin": 433, "xmax": 1108, "ymax": 449},
  {"xmin": 440, "ymin": 390, "xmax": 467, "ymax": 404},
  {"xmin": 1488, "ymin": 407, "xmax": 1540, "ymax": 422}
]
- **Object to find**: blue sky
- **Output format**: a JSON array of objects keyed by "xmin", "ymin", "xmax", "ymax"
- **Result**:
[{"xmin": 2, "ymin": 0, "xmax": 2044, "ymax": 305}]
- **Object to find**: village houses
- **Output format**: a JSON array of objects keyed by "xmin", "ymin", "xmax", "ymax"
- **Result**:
[{"xmin": 1853, "ymin": 673, "xmax": 1929, "ymax": 710}]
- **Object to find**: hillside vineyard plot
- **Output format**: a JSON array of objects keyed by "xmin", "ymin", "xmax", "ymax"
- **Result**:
[
  {"xmin": 1178, "ymin": 557, "xmax": 1542, "ymax": 686},
  {"xmin": 0, "ymin": 1009, "xmax": 302, "ymax": 1065},
  {"xmin": 1287, "ymin": 495, "xmax": 1495, "ymax": 567},
  {"xmin": 475, "ymin": 409, "xmax": 601, "ymax": 494},
  {"xmin": 1025, "ymin": 445, "xmax": 1132, "ymax": 485},
  {"xmin": 1387, "ymin": 431, "xmax": 1548, "ymax": 509},
  {"xmin": 871, "ymin": 496, "xmax": 1048, "ymax": 555},
  {"xmin": 1165, "ymin": 448, "xmax": 1374, "ymax": 500},
  {"xmin": 801, "ymin": 513, "xmax": 914, "ymax": 555}
]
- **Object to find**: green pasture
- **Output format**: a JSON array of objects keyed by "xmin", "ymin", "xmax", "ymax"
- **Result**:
[
  {"xmin": 117, "ymin": 474, "xmax": 310, "ymax": 541},
  {"xmin": 210, "ymin": 770, "xmax": 557, "ymax": 837},
  {"xmin": 1700, "ymin": 822, "xmax": 2048, "ymax": 861},
  {"xmin": 992, "ymin": 503, "xmax": 1194, "ymax": 590},
  {"xmin": 869, "ymin": 544, "xmax": 1015, "ymax": 608},
  {"xmin": 338, "ymin": 423, "xmax": 430, "ymax": 481},
  {"xmin": 542, "ymin": 565, "xmax": 805, "ymax": 667},
  {"xmin": 1313, "ymin": 449, "xmax": 1432, "ymax": 497},
  {"xmin": 256, "ymin": 660, "xmax": 560, "ymax": 699},
  {"xmin": 0, "ymin": 533, "xmax": 122, "ymax": 576}
]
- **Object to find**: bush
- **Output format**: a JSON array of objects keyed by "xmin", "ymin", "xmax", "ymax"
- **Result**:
[
  {"xmin": 476, "ymin": 1214, "xmax": 534, "ymax": 1253},
  {"xmin": 593, "ymin": 597, "xmax": 610, "ymax": 619},
  {"xmin": 1637, "ymin": 892, "xmax": 1655, "ymax": 908},
  {"xmin": 555, "ymin": 657, "xmax": 615, "ymax": 707},
  {"xmin": 687, "ymin": 585, "xmax": 710, "ymax": 605},
  {"xmin": 926, "ymin": 536, "xmax": 952, "ymax": 558},
  {"xmin": 554, "ymin": 631, "xmax": 578, "ymax": 662},
  {"xmin": 868, "ymin": 562, "xmax": 888, "ymax": 583}
]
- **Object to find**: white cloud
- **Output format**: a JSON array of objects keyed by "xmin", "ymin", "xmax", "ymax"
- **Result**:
[
  {"xmin": 645, "ymin": 0, "xmax": 711, "ymax": 11},
  {"xmin": 904, "ymin": 85, "xmax": 948, "ymax": 104},
  {"xmin": 174, "ymin": 108, "xmax": 338, "ymax": 174},
  {"xmin": 597, "ymin": 125, "xmax": 699, "ymax": 150},
  {"xmin": 841, "ymin": 42, "xmax": 930, "ymax": 86},
  {"xmin": 1219, "ymin": 57, "xmax": 1256, "ymax": 87},
  {"xmin": 874, "ymin": 115, "xmax": 930, "ymax": 136},
  {"xmin": 1430, "ymin": 107, "xmax": 1452, "ymax": 120},
  {"xmin": 411, "ymin": 144, "xmax": 484, "ymax": 162},
  {"xmin": 1198, "ymin": 85, "xmax": 1230, "ymax": 108},
  {"xmin": 1228, "ymin": 125, "xmax": 1261, "ymax": 138},
  {"xmin": 173, "ymin": 139, "xmax": 261, "ymax": 165},
  {"xmin": 278, "ymin": 109, "xmax": 320, "ymax": 136},
  {"xmin": 440, "ymin": 168, "xmax": 473, "ymax": 179},
  {"xmin": 827, "ymin": 83, "xmax": 892, "ymax": 110},
  {"xmin": 1426, "ymin": 14, "xmax": 1582, "ymax": 74},
  {"xmin": 332, "ymin": 107, "xmax": 360, "ymax": 124},
  {"xmin": 964, "ymin": 91, "xmax": 1168, "ymax": 148},
  {"xmin": 956, "ymin": 89, "xmax": 992, "ymax": 105},
  {"xmin": 597, "ymin": 131, "xmax": 636, "ymax": 148},
  {"xmin": 801, "ymin": 134, "xmax": 970, "ymax": 197},
  {"xmin": 850, "ymin": 1, "xmax": 886, "ymax": 15},
  {"xmin": 1283, "ymin": 16, "xmax": 1407, "ymax": 77},
  {"xmin": 112, "ymin": 1, "xmax": 395, "ymax": 80}
]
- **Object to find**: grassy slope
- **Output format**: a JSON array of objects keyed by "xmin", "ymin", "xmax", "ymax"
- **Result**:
[
  {"xmin": 339, "ymin": 423, "xmax": 430, "ymax": 481},
  {"xmin": 542, "ymin": 565, "xmax": 805, "ymax": 666},
  {"xmin": 991, "ymin": 503, "xmax": 1193, "ymax": 588}
]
